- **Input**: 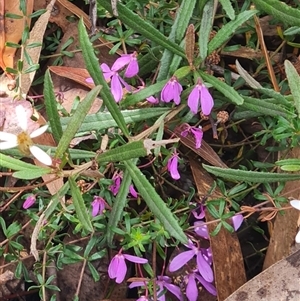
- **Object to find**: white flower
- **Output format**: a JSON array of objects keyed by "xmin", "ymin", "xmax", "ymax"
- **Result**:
[
  {"xmin": 0, "ymin": 105, "xmax": 52, "ymax": 166},
  {"xmin": 290, "ymin": 200, "xmax": 300, "ymax": 243}
]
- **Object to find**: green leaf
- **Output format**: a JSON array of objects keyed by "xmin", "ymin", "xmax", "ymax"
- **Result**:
[
  {"xmin": 199, "ymin": 71, "xmax": 244, "ymax": 105},
  {"xmin": 55, "ymin": 85, "xmax": 101, "ymax": 159},
  {"xmin": 208, "ymin": 10, "xmax": 257, "ymax": 54},
  {"xmin": 124, "ymin": 160, "xmax": 187, "ymax": 244},
  {"xmin": 44, "ymin": 69, "xmax": 63, "ymax": 144},
  {"xmin": 280, "ymin": 165, "xmax": 300, "ymax": 172},
  {"xmin": 157, "ymin": 0, "xmax": 197, "ymax": 80},
  {"xmin": 99, "ymin": 0, "xmax": 185, "ymax": 57},
  {"xmin": 284, "ymin": 59, "xmax": 300, "ymax": 117},
  {"xmin": 78, "ymin": 18, "xmax": 130, "ymax": 137},
  {"xmin": 219, "ymin": 0, "xmax": 235, "ymax": 20},
  {"xmin": 252, "ymin": 0, "xmax": 300, "ymax": 26},
  {"xmin": 199, "ymin": 0, "xmax": 214, "ymax": 60},
  {"xmin": 60, "ymin": 108, "xmax": 170, "ymax": 133},
  {"xmin": 203, "ymin": 164, "xmax": 300, "ymax": 183},
  {"xmin": 97, "ymin": 141, "xmax": 147, "ymax": 163},
  {"xmin": 275, "ymin": 159, "xmax": 300, "ymax": 166},
  {"xmin": 69, "ymin": 177, "xmax": 93, "ymax": 232},
  {"xmin": 0, "ymin": 153, "xmax": 50, "ymax": 172},
  {"xmin": 13, "ymin": 168, "xmax": 51, "ymax": 179},
  {"xmin": 106, "ymin": 167, "xmax": 133, "ymax": 246}
]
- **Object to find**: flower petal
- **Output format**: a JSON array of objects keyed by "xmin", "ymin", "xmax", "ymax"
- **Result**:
[
  {"xmin": 290, "ymin": 200, "xmax": 300, "ymax": 211},
  {"xmin": 161, "ymin": 82, "xmax": 174, "ymax": 102},
  {"xmin": 91, "ymin": 199, "xmax": 100, "ymax": 216},
  {"xmin": 186, "ymin": 274, "xmax": 198, "ymax": 301},
  {"xmin": 85, "ymin": 77, "xmax": 94, "ymax": 84},
  {"xmin": 197, "ymin": 251, "xmax": 214, "ymax": 282},
  {"xmin": 30, "ymin": 125, "xmax": 48, "ymax": 138},
  {"xmin": 200, "ymin": 85, "xmax": 214, "ymax": 115},
  {"xmin": 194, "ymin": 221, "xmax": 209, "ymax": 239},
  {"xmin": 125, "ymin": 59, "xmax": 139, "ymax": 78},
  {"xmin": 195, "ymin": 274, "xmax": 217, "ymax": 296},
  {"xmin": 115, "ymin": 256, "xmax": 127, "ymax": 283},
  {"xmin": 123, "ymin": 254, "xmax": 148, "ymax": 264},
  {"xmin": 187, "ymin": 86, "xmax": 200, "ymax": 114},
  {"xmin": 295, "ymin": 229, "xmax": 300, "ymax": 243},
  {"xmin": 29, "ymin": 145, "xmax": 52, "ymax": 165},
  {"xmin": 167, "ymin": 155, "xmax": 180, "ymax": 180},
  {"xmin": 111, "ymin": 74, "xmax": 123, "ymax": 102},
  {"xmin": 163, "ymin": 282, "xmax": 183, "ymax": 301},
  {"xmin": 15, "ymin": 105, "xmax": 28, "ymax": 131},
  {"xmin": 112, "ymin": 55, "xmax": 131, "ymax": 71},
  {"xmin": 23, "ymin": 195, "xmax": 36, "ymax": 209},
  {"xmin": 231, "ymin": 214, "xmax": 244, "ymax": 231},
  {"xmin": 169, "ymin": 249, "xmax": 195, "ymax": 272},
  {"xmin": 191, "ymin": 127, "xmax": 203, "ymax": 149},
  {"xmin": 108, "ymin": 256, "xmax": 119, "ymax": 279},
  {"xmin": 0, "ymin": 141, "xmax": 18, "ymax": 149},
  {"xmin": 0, "ymin": 132, "xmax": 17, "ymax": 142}
]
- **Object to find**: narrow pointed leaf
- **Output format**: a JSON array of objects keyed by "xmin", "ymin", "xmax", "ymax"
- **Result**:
[
  {"xmin": 44, "ymin": 69, "xmax": 63, "ymax": 144},
  {"xmin": 203, "ymin": 164, "xmax": 300, "ymax": 183},
  {"xmin": 13, "ymin": 168, "xmax": 51, "ymax": 179},
  {"xmin": 78, "ymin": 18, "xmax": 130, "ymax": 137},
  {"xmin": 55, "ymin": 85, "xmax": 101, "ymax": 159},
  {"xmin": 69, "ymin": 176, "xmax": 93, "ymax": 232}
]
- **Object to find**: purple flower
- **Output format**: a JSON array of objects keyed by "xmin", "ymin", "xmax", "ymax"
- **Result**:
[
  {"xmin": 192, "ymin": 204, "xmax": 206, "ymax": 220},
  {"xmin": 161, "ymin": 76, "xmax": 183, "ymax": 105},
  {"xmin": 129, "ymin": 276, "xmax": 183, "ymax": 301},
  {"xmin": 167, "ymin": 152, "xmax": 180, "ymax": 180},
  {"xmin": 91, "ymin": 196, "xmax": 106, "ymax": 217},
  {"xmin": 108, "ymin": 251, "xmax": 148, "ymax": 284},
  {"xmin": 110, "ymin": 173, "xmax": 122, "ymax": 196},
  {"xmin": 23, "ymin": 195, "xmax": 36, "ymax": 209},
  {"xmin": 146, "ymin": 96, "xmax": 159, "ymax": 104},
  {"xmin": 187, "ymin": 79, "xmax": 214, "ymax": 115},
  {"xmin": 194, "ymin": 221, "xmax": 209, "ymax": 239},
  {"xmin": 129, "ymin": 184, "xmax": 138, "ymax": 198},
  {"xmin": 137, "ymin": 296, "xmax": 148, "ymax": 301},
  {"xmin": 111, "ymin": 52, "xmax": 139, "ymax": 78},
  {"xmin": 232, "ymin": 214, "xmax": 244, "ymax": 231},
  {"xmin": 169, "ymin": 240, "xmax": 214, "ymax": 282},
  {"xmin": 180, "ymin": 124, "xmax": 203, "ymax": 149},
  {"xmin": 185, "ymin": 271, "xmax": 217, "ymax": 300}
]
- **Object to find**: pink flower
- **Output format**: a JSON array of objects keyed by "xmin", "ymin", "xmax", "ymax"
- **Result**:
[
  {"xmin": 161, "ymin": 76, "xmax": 183, "ymax": 105},
  {"xmin": 169, "ymin": 240, "xmax": 214, "ymax": 283},
  {"xmin": 167, "ymin": 151, "xmax": 180, "ymax": 180},
  {"xmin": 129, "ymin": 276, "xmax": 183, "ymax": 301},
  {"xmin": 146, "ymin": 96, "xmax": 159, "ymax": 104},
  {"xmin": 108, "ymin": 251, "xmax": 148, "ymax": 284},
  {"xmin": 129, "ymin": 185, "xmax": 138, "ymax": 198},
  {"xmin": 91, "ymin": 196, "xmax": 106, "ymax": 217},
  {"xmin": 86, "ymin": 63, "xmax": 131, "ymax": 103},
  {"xmin": 180, "ymin": 124, "xmax": 203, "ymax": 149},
  {"xmin": 110, "ymin": 173, "xmax": 122, "ymax": 196},
  {"xmin": 187, "ymin": 79, "xmax": 214, "ymax": 115},
  {"xmin": 111, "ymin": 52, "xmax": 139, "ymax": 78},
  {"xmin": 231, "ymin": 214, "xmax": 244, "ymax": 231},
  {"xmin": 194, "ymin": 221, "xmax": 209, "ymax": 239},
  {"xmin": 185, "ymin": 271, "xmax": 217, "ymax": 300},
  {"xmin": 23, "ymin": 195, "xmax": 36, "ymax": 209},
  {"xmin": 192, "ymin": 204, "xmax": 206, "ymax": 219}
]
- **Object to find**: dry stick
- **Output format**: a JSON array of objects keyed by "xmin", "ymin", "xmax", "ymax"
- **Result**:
[
  {"xmin": 253, "ymin": 9, "xmax": 280, "ymax": 92},
  {"xmin": 75, "ymin": 258, "xmax": 88, "ymax": 298}
]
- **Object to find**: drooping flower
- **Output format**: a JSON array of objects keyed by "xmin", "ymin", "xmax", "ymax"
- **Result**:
[
  {"xmin": 108, "ymin": 251, "xmax": 148, "ymax": 284},
  {"xmin": 161, "ymin": 76, "xmax": 183, "ymax": 105},
  {"xmin": 180, "ymin": 124, "xmax": 203, "ymax": 149},
  {"xmin": 185, "ymin": 271, "xmax": 217, "ymax": 300},
  {"xmin": 0, "ymin": 105, "xmax": 52, "ymax": 165},
  {"xmin": 192, "ymin": 204, "xmax": 206, "ymax": 220},
  {"xmin": 231, "ymin": 214, "xmax": 244, "ymax": 231},
  {"xmin": 111, "ymin": 52, "xmax": 139, "ymax": 78},
  {"xmin": 129, "ymin": 184, "xmax": 138, "ymax": 198},
  {"xmin": 110, "ymin": 173, "xmax": 122, "ymax": 196},
  {"xmin": 91, "ymin": 196, "xmax": 106, "ymax": 217},
  {"xmin": 23, "ymin": 195, "xmax": 36, "ymax": 209},
  {"xmin": 86, "ymin": 63, "xmax": 131, "ymax": 103},
  {"xmin": 290, "ymin": 200, "xmax": 300, "ymax": 243},
  {"xmin": 187, "ymin": 79, "xmax": 214, "ymax": 115},
  {"xmin": 169, "ymin": 240, "xmax": 214, "ymax": 283},
  {"xmin": 129, "ymin": 276, "xmax": 183, "ymax": 301},
  {"xmin": 146, "ymin": 96, "xmax": 159, "ymax": 104},
  {"xmin": 167, "ymin": 151, "xmax": 180, "ymax": 180}
]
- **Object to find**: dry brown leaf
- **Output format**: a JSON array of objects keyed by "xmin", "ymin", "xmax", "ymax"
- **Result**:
[
  {"xmin": 1, "ymin": 0, "xmax": 34, "ymax": 75},
  {"xmin": 173, "ymin": 126, "xmax": 228, "ymax": 168},
  {"xmin": 20, "ymin": 0, "xmax": 56, "ymax": 97},
  {"xmin": 263, "ymin": 147, "xmax": 300, "ymax": 269},
  {"xmin": 224, "ymin": 248, "xmax": 300, "ymax": 301},
  {"xmin": 190, "ymin": 158, "xmax": 246, "ymax": 301}
]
